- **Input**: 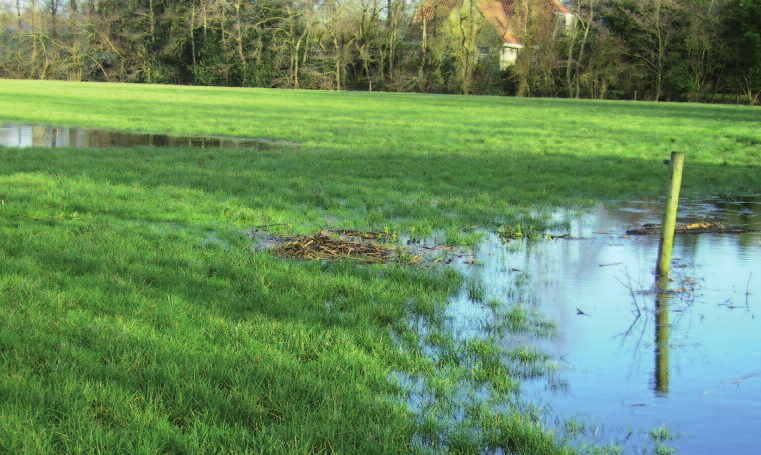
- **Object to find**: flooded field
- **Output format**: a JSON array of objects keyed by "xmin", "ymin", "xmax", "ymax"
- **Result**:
[
  {"xmin": 0, "ymin": 123, "xmax": 298, "ymax": 150},
  {"xmin": 444, "ymin": 199, "xmax": 760, "ymax": 453},
  {"xmin": 4, "ymin": 119, "xmax": 757, "ymax": 451}
]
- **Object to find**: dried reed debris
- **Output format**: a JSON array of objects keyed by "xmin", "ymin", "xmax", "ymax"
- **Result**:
[
  {"xmin": 270, "ymin": 231, "xmax": 397, "ymax": 263},
  {"xmin": 626, "ymin": 220, "xmax": 755, "ymax": 235}
]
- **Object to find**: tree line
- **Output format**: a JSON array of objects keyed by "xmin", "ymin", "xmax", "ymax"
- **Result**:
[{"xmin": 1, "ymin": 0, "xmax": 759, "ymax": 103}]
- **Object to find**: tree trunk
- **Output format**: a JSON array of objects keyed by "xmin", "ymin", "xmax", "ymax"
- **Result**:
[
  {"xmin": 294, "ymin": 38, "xmax": 300, "ymax": 88},
  {"xmin": 575, "ymin": 15, "xmax": 591, "ymax": 99},
  {"xmin": 565, "ymin": 17, "xmax": 577, "ymax": 96},
  {"xmin": 149, "ymin": 0, "xmax": 155, "ymax": 43},
  {"xmin": 333, "ymin": 35, "xmax": 341, "ymax": 90},
  {"xmin": 190, "ymin": 3, "xmax": 196, "ymax": 67},
  {"xmin": 235, "ymin": 0, "xmax": 245, "ymax": 65},
  {"xmin": 49, "ymin": 0, "xmax": 60, "ymax": 38}
]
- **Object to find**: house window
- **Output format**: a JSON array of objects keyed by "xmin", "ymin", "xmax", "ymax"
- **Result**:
[
  {"xmin": 476, "ymin": 46, "xmax": 490, "ymax": 63},
  {"xmin": 558, "ymin": 12, "xmax": 575, "ymax": 34},
  {"xmin": 500, "ymin": 46, "xmax": 519, "ymax": 70}
]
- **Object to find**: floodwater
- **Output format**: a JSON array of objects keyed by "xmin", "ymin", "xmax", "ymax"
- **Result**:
[
  {"xmin": 445, "ymin": 199, "xmax": 760, "ymax": 453},
  {"xmin": 0, "ymin": 123, "xmax": 298, "ymax": 150}
]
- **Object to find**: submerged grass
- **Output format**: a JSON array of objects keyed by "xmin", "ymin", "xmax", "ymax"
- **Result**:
[{"xmin": 1, "ymin": 80, "xmax": 760, "ymax": 453}]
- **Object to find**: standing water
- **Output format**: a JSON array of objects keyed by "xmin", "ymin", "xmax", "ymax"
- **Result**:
[
  {"xmin": 0, "ymin": 123, "xmax": 299, "ymax": 149},
  {"xmin": 447, "ymin": 199, "xmax": 760, "ymax": 453}
]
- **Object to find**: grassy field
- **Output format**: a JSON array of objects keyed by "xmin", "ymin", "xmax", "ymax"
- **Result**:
[{"xmin": 1, "ymin": 79, "xmax": 760, "ymax": 454}]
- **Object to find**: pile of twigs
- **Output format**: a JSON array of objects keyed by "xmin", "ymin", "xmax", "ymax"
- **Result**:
[
  {"xmin": 626, "ymin": 220, "xmax": 755, "ymax": 235},
  {"xmin": 272, "ymin": 233, "xmax": 396, "ymax": 263},
  {"xmin": 332, "ymin": 229, "xmax": 390, "ymax": 240}
]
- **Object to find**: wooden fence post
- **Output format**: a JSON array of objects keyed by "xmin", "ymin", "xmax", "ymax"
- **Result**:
[{"xmin": 655, "ymin": 152, "xmax": 685, "ymax": 278}]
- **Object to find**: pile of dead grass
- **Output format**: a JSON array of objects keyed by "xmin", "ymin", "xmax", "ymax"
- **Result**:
[
  {"xmin": 626, "ymin": 220, "xmax": 755, "ymax": 235},
  {"xmin": 270, "ymin": 231, "xmax": 397, "ymax": 263}
]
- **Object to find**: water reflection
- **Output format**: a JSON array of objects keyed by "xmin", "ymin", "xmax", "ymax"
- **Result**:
[
  {"xmin": 0, "ymin": 123, "xmax": 299, "ymax": 150},
  {"xmin": 654, "ymin": 277, "xmax": 670, "ymax": 397},
  {"xmin": 534, "ymin": 202, "xmax": 759, "ymax": 453},
  {"xmin": 444, "ymin": 199, "xmax": 760, "ymax": 454}
]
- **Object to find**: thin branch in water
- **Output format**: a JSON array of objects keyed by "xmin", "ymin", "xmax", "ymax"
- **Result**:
[
  {"xmin": 614, "ymin": 266, "xmax": 642, "ymax": 317},
  {"xmin": 746, "ymin": 272, "xmax": 752, "ymax": 311},
  {"xmin": 619, "ymin": 311, "xmax": 642, "ymax": 338},
  {"xmin": 732, "ymin": 370, "xmax": 761, "ymax": 385}
]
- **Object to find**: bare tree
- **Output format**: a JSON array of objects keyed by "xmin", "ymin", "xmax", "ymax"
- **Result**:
[
  {"xmin": 612, "ymin": 0, "xmax": 684, "ymax": 101},
  {"xmin": 566, "ymin": 0, "xmax": 598, "ymax": 97},
  {"xmin": 509, "ymin": 0, "xmax": 562, "ymax": 96},
  {"xmin": 683, "ymin": 1, "xmax": 724, "ymax": 101},
  {"xmin": 314, "ymin": 0, "xmax": 355, "ymax": 89}
]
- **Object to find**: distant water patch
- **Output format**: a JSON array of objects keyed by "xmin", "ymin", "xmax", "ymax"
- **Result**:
[{"xmin": 0, "ymin": 123, "xmax": 300, "ymax": 150}]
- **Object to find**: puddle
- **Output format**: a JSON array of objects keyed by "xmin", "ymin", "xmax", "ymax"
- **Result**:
[
  {"xmin": 0, "ymin": 123, "xmax": 300, "ymax": 150},
  {"xmin": 442, "ymin": 199, "xmax": 760, "ymax": 453}
]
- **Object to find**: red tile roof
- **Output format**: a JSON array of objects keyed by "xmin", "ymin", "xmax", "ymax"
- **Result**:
[
  {"xmin": 414, "ymin": 0, "xmax": 570, "ymax": 47},
  {"xmin": 414, "ymin": 0, "xmax": 460, "ymax": 22},
  {"xmin": 475, "ymin": 0, "xmax": 520, "ymax": 46}
]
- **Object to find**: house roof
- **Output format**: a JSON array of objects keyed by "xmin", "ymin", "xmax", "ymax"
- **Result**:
[
  {"xmin": 414, "ymin": 0, "xmax": 459, "ymax": 22},
  {"xmin": 552, "ymin": 0, "xmax": 571, "ymax": 16},
  {"xmin": 498, "ymin": 0, "xmax": 571, "ymax": 16},
  {"xmin": 475, "ymin": 0, "xmax": 520, "ymax": 46},
  {"xmin": 413, "ymin": 0, "xmax": 571, "ymax": 48}
]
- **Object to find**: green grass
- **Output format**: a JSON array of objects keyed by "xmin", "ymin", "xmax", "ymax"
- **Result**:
[
  {"xmin": 649, "ymin": 425, "xmax": 678, "ymax": 455},
  {"xmin": 1, "ymin": 79, "xmax": 760, "ymax": 454},
  {"xmin": 2, "ymin": 80, "xmax": 760, "ymax": 219},
  {"xmin": 466, "ymin": 276, "xmax": 487, "ymax": 302}
]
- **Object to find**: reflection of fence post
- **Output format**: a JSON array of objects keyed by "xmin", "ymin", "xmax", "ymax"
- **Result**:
[
  {"xmin": 654, "ymin": 277, "xmax": 670, "ymax": 396},
  {"xmin": 656, "ymin": 152, "xmax": 685, "ymax": 278}
]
